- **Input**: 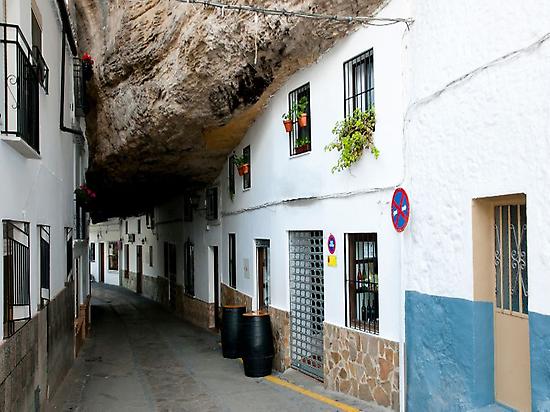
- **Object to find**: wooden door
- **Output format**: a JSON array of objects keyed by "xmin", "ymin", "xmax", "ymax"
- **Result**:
[
  {"xmin": 99, "ymin": 243, "xmax": 105, "ymax": 283},
  {"xmin": 136, "ymin": 245, "xmax": 143, "ymax": 294}
]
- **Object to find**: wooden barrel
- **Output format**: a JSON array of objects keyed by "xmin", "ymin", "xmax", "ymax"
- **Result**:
[
  {"xmin": 221, "ymin": 305, "xmax": 246, "ymax": 359},
  {"xmin": 241, "ymin": 311, "xmax": 274, "ymax": 377}
]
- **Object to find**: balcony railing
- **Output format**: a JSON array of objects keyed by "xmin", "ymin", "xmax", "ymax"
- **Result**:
[{"xmin": 1, "ymin": 24, "xmax": 49, "ymax": 154}]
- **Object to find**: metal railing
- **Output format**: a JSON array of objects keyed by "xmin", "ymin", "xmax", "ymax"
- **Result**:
[
  {"xmin": 1, "ymin": 24, "xmax": 49, "ymax": 154},
  {"xmin": 73, "ymin": 57, "xmax": 85, "ymax": 117},
  {"xmin": 3, "ymin": 220, "xmax": 31, "ymax": 338}
]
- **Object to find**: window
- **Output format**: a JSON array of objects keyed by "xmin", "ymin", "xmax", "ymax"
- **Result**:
[
  {"xmin": 39, "ymin": 225, "xmax": 50, "ymax": 306},
  {"xmin": 229, "ymin": 233, "xmax": 236, "ymax": 288},
  {"xmin": 137, "ymin": 219, "xmax": 141, "ymax": 234},
  {"xmin": 3, "ymin": 221, "xmax": 31, "ymax": 338},
  {"xmin": 125, "ymin": 221, "xmax": 128, "ymax": 234},
  {"xmin": 89, "ymin": 243, "xmax": 95, "ymax": 261},
  {"xmin": 346, "ymin": 233, "xmax": 379, "ymax": 334},
  {"xmin": 73, "ymin": 58, "xmax": 85, "ymax": 117},
  {"xmin": 66, "ymin": 228, "xmax": 73, "ymax": 280},
  {"xmin": 494, "ymin": 204, "xmax": 528, "ymax": 314},
  {"xmin": 206, "ymin": 187, "xmax": 218, "ymax": 221},
  {"xmin": 108, "ymin": 242, "xmax": 119, "ymax": 270},
  {"xmin": 344, "ymin": 49, "xmax": 374, "ymax": 117},
  {"xmin": 184, "ymin": 239, "xmax": 195, "ymax": 295},
  {"xmin": 124, "ymin": 244, "xmax": 130, "ymax": 278},
  {"xmin": 149, "ymin": 246, "xmax": 153, "ymax": 267},
  {"xmin": 228, "ymin": 155, "xmax": 236, "ymax": 198},
  {"xmin": 289, "ymin": 83, "xmax": 311, "ymax": 156},
  {"xmin": 31, "ymin": 8, "xmax": 48, "ymax": 91},
  {"xmin": 243, "ymin": 146, "xmax": 251, "ymax": 190}
]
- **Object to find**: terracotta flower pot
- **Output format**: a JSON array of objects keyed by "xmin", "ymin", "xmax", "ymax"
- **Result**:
[
  {"xmin": 298, "ymin": 113, "xmax": 308, "ymax": 128},
  {"xmin": 238, "ymin": 164, "xmax": 249, "ymax": 176},
  {"xmin": 283, "ymin": 119, "xmax": 293, "ymax": 133},
  {"xmin": 294, "ymin": 143, "xmax": 311, "ymax": 155}
]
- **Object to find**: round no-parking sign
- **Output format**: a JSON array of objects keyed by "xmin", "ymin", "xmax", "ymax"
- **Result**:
[{"xmin": 391, "ymin": 188, "xmax": 410, "ymax": 232}]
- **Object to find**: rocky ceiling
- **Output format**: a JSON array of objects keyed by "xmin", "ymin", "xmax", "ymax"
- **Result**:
[{"xmin": 74, "ymin": 0, "xmax": 385, "ymax": 220}]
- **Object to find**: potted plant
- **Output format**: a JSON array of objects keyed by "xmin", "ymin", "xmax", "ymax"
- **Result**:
[
  {"xmin": 82, "ymin": 53, "xmax": 94, "ymax": 81},
  {"xmin": 233, "ymin": 154, "xmax": 249, "ymax": 176},
  {"xmin": 294, "ymin": 135, "xmax": 311, "ymax": 155},
  {"xmin": 325, "ymin": 107, "xmax": 379, "ymax": 173},
  {"xmin": 74, "ymin": 184, "xmax": 96, "ymax": 207},
  {"xmin": 282, "ymin": 111, "xmax": 293, "ymax": 133},
  {"xmin": 296, "ymin": 96, "xmax": 308, "ymax": 128}
]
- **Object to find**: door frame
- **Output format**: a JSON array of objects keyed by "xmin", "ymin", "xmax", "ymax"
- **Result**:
[{"xmin": 255, "ymin": 239, "xmax": 270, "ymax": 311}]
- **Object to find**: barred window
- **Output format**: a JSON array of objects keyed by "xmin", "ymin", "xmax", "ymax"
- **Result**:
[
  {"xmin": 206, "ymin": 187, "xmax": 218, "ymax": 221},
  {"xmin": 3, "ymin": 220, "xmax": 31, "ymax": 338},
  {"xmin": 289, "ymin": 83, "xmax": 311, "ymax": 156},
  {"xmin": 344, "ymin": 49, "xmax": 374, "ymax": 117},
  {"xmin": 243, "ymin": 146, "xmax": 251, "ymax": 190},
  {"xmin": 228, "ymin": 155, "xmax": 236, "ymax": 198},
  {"xmin": 346, "ymin": 233, "xmax": 379, "ymax": 334},
  {"xmin": 39, "ymin": 225, "xmax": 51, "ymax": 306}
]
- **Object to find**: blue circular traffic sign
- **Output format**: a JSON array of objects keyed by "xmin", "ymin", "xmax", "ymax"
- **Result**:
[{"xmin": 391, "ymin": 188, "xmax": 410, "ymax": 232}]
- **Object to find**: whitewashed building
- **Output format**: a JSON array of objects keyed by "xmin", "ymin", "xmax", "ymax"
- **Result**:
[
  {"xmin": 0, "ymin": 0, "xmax": 90, "ymax": 409},
  {"xmin": 97, "ymin": 0, "xmax": 550, "ymax": 411}
]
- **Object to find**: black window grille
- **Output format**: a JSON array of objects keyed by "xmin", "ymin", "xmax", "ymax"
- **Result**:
[
  {"xmin": 125, "ymin": 221, "xmax": 128, "ymax": 234},
  {"xmin": 0, "ymin": 24, "xmax": 43, "ymax": 153},
  {"xmin": 206, "ymin": 187, "xmax": 218, "ymax": 220},
  {"xmin": 149, "ymin": 246, "xmax": 153, "ymax": 267},
  {"xmin": 3, "ymin": 220, "xmax": 31, "ymax": 338},
  {"xmin": 344, "ymin": 49, "xmax": 374, "ymax": 117},
  {"xmin": 73, "ymin": 58, "xmax": 85, "ymax": 117},
  {"xmin": 184, "ymin": 239, "xmax": 195, "ymax": 296},
  {"xmin": 89, "ymin": 242, "xmax": 95, "ymax": 262},
  {"xmin": 346, "ymin": 233, "xmax": 379, "ymax": 334},
  {"xmin": 289, "ymin": 83, "xmax": 311, "ymax": 156},
  {"xmin": 39, "ymin": 225, "xmax": 50, "ymax": 307},
  {"xmin": 228, "ymin": 155, "xmax": 236, "ymax": 198},
  {"xmin": 229, "ymin": 233, "xmax": 236, "ymax": 288},
  {"xmin": 108, "ymin": 242, "xmax": 119, "ymax": 270},
  {"xmin": 66, "ymin": 228, "xmax": 73, "ymax": 281},
  {"xmin": 243, "ymin": 146, "xmax": 251, "ymax": 190}
]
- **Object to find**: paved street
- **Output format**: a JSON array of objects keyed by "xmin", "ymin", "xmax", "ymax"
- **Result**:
[{"xmin": 47, "ymin": 284, "xmax": 380, "ymax": 412}]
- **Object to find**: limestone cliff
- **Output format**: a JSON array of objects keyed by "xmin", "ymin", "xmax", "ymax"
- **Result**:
[{"xmin": 74, "ymin": 0, "xmax": 384, "ymax": 218}]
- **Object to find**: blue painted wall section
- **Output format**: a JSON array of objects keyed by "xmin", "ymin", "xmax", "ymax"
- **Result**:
[
  {"xmin": 406, "ymin": 291, "xmax": 494, "ymax": 411},
  {"xmin": 530, "ymin": 311, "xmax": 550, "ymax": 412}
]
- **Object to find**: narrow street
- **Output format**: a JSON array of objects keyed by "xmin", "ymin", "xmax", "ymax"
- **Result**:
[{"xmin": 47, "ymin": 284, "xmax": 379, "ymax": 412}]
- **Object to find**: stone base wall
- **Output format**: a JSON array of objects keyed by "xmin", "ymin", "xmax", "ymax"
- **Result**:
[
  {"xmin": 269, "ymin": 306, "xmax": 290, "ymax": 372},
  {"xmin": 324, "ymin": 322, "xmax": 399, "ymax": 411},
  {"xmin": 221, "ymin": 284, "xmax": 252, "ymax": 311},
  {"xmin": 176, "ymin": 287, "xmax": 215, "ymax": 329},
  {"xmin": 0, "ymin": 283, "xmax": 75, "ymax": 411}
]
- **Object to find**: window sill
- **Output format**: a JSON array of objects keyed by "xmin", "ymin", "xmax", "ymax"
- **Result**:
[
  {"xmin": 1, "ymin": 135, "xmax": 40, "ymax": 159},
  {"xmin": 289, "ymin": 150, "xmax": 311, "ymax": 160}
]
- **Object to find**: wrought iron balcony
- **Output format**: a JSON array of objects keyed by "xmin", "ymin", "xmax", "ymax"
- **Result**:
[{"xmin": 0, "ymin": 24, "xmax": 49, "ymax": 156}]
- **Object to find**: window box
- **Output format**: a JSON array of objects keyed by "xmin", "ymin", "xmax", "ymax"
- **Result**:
[{"xmin": 294, "ymin": 143, "xmax": 311, "ymax": 155}]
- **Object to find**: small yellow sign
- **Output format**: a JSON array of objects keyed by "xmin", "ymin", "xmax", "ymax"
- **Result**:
[{"xmin": 327, "ymin": 255, "xmax": 337, "ymax": 267}]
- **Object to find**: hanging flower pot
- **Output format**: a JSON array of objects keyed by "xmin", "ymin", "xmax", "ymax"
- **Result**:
[
  {"xmin": 283, "ymin": 119, "xmax": 293, "ymax": 133},
  {"xmin": 298, "ymin": 113, "xmax": 308, "ymax": 128},
  {"xmin": 82, "ymin": 53, "xmax": 94, "ymax": 82},
  {"xmin": 238, "ymin": 164, "xmax": 250, "ymax": 176}
]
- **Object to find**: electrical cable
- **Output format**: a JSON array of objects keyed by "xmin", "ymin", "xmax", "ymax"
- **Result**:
[{"xmin": 175, "ymin": 0, "xmax": 413, "ymax": 26}]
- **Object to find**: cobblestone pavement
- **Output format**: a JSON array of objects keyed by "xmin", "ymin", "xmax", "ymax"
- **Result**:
[{"xmin": 47, "ymin": 283, "xmax": 380, "ymax": 412}]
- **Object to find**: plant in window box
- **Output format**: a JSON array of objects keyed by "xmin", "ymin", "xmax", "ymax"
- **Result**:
[
  {"xmin": 325, "ymin": 107, "xmax": 379, "ymax": 173},
  {"xmin": 74, "ymin": 184, "xmax": 97, "ymax": 208},
  {"xmin": 82, "ymin": 53, "xmax": 94, "ymax": 81},
  {"xmin": 233, "ymin": 154, "xmax": 249, "ymax": 176},
  {"xmin": 294, "ymin": 135, "xmax": 311, "ymax": 155}
]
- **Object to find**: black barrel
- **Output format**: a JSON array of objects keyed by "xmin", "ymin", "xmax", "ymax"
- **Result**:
[
  {"xmin": 221, "ymin": 305, "xmax": 246, "ymax": 359},
  {"xmin": 241, "ymin": 311, "xmax": 274, "ymax": 377}
]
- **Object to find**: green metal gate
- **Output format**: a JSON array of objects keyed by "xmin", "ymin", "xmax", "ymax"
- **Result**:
[{"xmin": 289, "ymin": 231, "xmax": 324, "ymax": 380}]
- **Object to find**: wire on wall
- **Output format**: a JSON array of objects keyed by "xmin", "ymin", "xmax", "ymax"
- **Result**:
[{"xmin": 175, "ymin": 0, "xmax": 413, "ymax": 27}]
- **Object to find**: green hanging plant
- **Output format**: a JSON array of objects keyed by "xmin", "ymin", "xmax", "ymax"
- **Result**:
[{"xmin": 325, "ymin": 107, "xmax": 379, "ymax": 173}]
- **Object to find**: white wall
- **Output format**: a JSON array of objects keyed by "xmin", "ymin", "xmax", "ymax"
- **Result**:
[
  {"xmin": 403, "ymin": 0, "xmax": 550, "ymax": 317},
  {"xmin": 0, "ymin": 0, "xmax": 88, "ymax": 336}
]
